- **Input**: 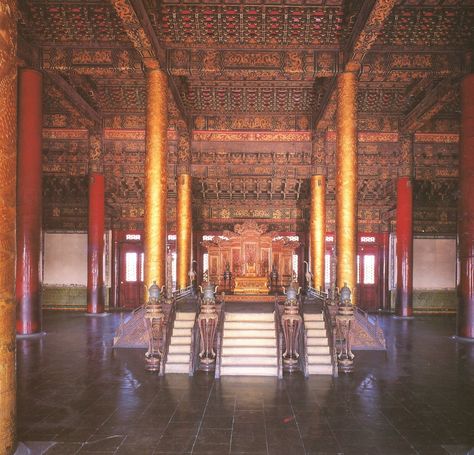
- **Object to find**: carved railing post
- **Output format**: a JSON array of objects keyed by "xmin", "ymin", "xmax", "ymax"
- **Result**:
[
  {"xmin": 336, "ymin": 283, "xmax": 355, "ymax": 373},
  {"xmin": 281, "ymin": 281, "xmax": 302, "ymax": 372},
  {"xmin": 197, "ymin": 282, "xmax": 219, "ymax": 371},
  {"xmin": 144, "ymin": 281, "xmax": 165, "ymax": 372}
]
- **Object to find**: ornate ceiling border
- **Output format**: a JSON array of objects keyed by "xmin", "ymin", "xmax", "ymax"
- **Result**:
[
  {"xmin": 193, "ymin": 131, "xmax": 312, "ymax": 142},
  {"xmin": 43, "ymin": 128, "xmax": 89, "ymax": 140}
]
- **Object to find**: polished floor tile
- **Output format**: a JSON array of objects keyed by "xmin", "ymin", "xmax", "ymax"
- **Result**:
[{"xmin": 15, "ymin": 311, "xmax": 474, "ymax": 455}]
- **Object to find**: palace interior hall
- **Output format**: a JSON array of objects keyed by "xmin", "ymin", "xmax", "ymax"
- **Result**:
[{"xmin": 1, "ymin": 0, "xmax": 474, "ymax": 454}]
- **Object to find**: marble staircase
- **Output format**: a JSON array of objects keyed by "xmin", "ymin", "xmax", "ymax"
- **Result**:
[
  {"xmin": 220, "ymin": 311, "xmax": 278, "ymax": 376},
  {"xmin": 165, "ymin": 311, "xmax": 195, "ymax": 374},
  {"xmin": 305, "ymin": 312, "xmax": 333, "ymax": 375}
]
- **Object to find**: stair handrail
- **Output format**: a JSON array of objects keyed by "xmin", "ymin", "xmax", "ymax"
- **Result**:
[
  {"xmin": 322, "ymin": 300, "xmax": 338, "ymax": 378},
  {"xmin": 159, "ymin": 296, "xmax": 177, "ymax": 376},
  {"xmin": 354, "ymin": 306, "xmax": 386, "ymax": 349},
  {"xmin": 173, "ymin": 285, "xmax": 194, "ymax": 301},
  {"xmin": 298, "ymin": 299, "xmax": 309, "ymax": 378},
  {"xmin": 306, "ymin": 286, "xmax": 328, "ymax": 303},
  {"xmin": 303, "ymin": 327, "xmax": 309, "ymax": 378},
  {"xmin": 274, "ymin": 298, "xmax": 283, "ymax": 379},
  {"xmin": 214, "ymin": 293, "xmax": 226, "ymax": 379},
  {"xmin": 189, "ymin": 298, "xmax": 201, "ymax": 376}
]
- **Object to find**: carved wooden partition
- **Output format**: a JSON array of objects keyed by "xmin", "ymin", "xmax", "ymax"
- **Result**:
[{"xmin": 202, "ymin": 221, "xmax": 299, "ymax": 290}]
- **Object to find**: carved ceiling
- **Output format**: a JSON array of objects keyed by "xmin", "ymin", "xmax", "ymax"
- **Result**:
[
  {"xmin": 19, "ymin": 0, "xmax": 474, "ymax": 123},
  {"xmin": 17, "ymin": 0, "xmax": 473, "ymax": 232}
]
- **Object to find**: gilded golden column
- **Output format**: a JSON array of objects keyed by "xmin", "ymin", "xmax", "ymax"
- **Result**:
[
  {"xmin": 176, "ymin": 126, "xmax": 192, "ymax": 289},
  {"xmin": 145, "ymin": 69, "xmax": 168, "ymax": 289},
  {"xmin": 0, "ymin": 2, "xmax": 17, "ymax": 453},
  {"xmin": 310, "ymin": 133, "xmax": 326, "ymax": 291},
  {"xmin": 336, "ymin": 71, "xmax": 358, "ymax": 304}
]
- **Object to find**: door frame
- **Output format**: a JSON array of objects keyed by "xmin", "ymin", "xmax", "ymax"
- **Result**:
[{"xmin": 111, "ymin": 229, "xmax": 144, "ymax": 309}]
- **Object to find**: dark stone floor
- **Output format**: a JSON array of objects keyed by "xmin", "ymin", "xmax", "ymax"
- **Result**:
[{"xmin": 17, "ymin": 311, "xmax": 474, "ymax": 455}]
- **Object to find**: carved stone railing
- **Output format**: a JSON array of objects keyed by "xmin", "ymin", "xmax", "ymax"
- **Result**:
[
  {"xmin": 280, "ymin": 288, "xmax": 303, "ymax": 373},
  {"xmin": 300, "ymin": 322, "xmax": 309, "ymax": 378},
  {"xmin": 274, "ymin": 298, "xmax": 283, "ymax": 379},
  {"xmin": 143, "ymin": 283, "xmax": 174, "ymax": 374},
  {"xmin": 159, "ymin": 300, "xmax": 176, "ymax": 376},
  {"xmin": 306, "ymin": 286, "xmax": 328, "ymax": 303},
  {"xmin": 354, "ymin": 306, "xmax": 386, "ymax": 350},
  {"xmin": 173, "ymin": 285, "xmax": 194, "ymax": 301},
  {"xmin": 322, "ymin": 302, "xmax": 338, "ymax": 378},
  {"xmin": 307, "ymin": 285, "xmax": 338, "ymax": 377},
  {"xmin": 214, "ymin": 295, "xmax": 226, "ymax": 379},
  {"xmin": 189, "ymin": 307, "xmax": 201, "ymax": 376}
]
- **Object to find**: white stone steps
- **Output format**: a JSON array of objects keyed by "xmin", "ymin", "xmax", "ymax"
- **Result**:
[
  {"xmin": 307, "ymin": 345, "xmax": 330, "ymax": 355},
  {"xmin": 223, "ymin": 337, "xmax": 276, "ymax": 347},
  {"xmin": 175, "ymin": 312, "xmax": 195, "ymax": 321},
  {"xmin": 304, "ymin": 313, "xmax": 324, "ymax": 321},
  {"xmin": 307, "ymin": 328, "xmax": 327, "ymax": 337},
  {"xmin": 308, "ymin": 364, "xmax": 332, "ymax": 375},
  {"xmin": 225, "ymin": 312, "xmax": 274, "ymax": 322},
  {"xmin": 168, "ymin": 344, "xmax": 190, "ymax": 354},
  {"xmin": 225, "ymin": 321, "xmax": 275, "ymax": 330},
  {"xmin": 305, "ymin": 320, "xmax": 325, "ymax": 329},
  {"xmin": 308, "ymin": 354, "xmax": 331, "ymax": 365},
  {"xmin": 220, "ymin": 311, "xmax": 277, "ymax": 377},
  {"xmin": 306, "ymin": 337, "xmax": 328, "ymax": 346},
  {"xmin": 303, "ymin": 310, "xmax": 333, "ymax": 376},
  {"xmin": 224, "ymin": 329, "xmax": 275, "ymax": 338},
  {"xmin": 174, "ymin": 319, "xmax": 195, "ymax": 328},
  {"xmin": 164, "ymin": 311, "xmax": 195, "ymax": 374},
  {"xmin": 222, "ymin": 346, "xmax": 276, "ymax": 356},
  {"xmin": 166, "ymin": 353, "xmax": 189, "ymax": 363},
  {"xmin": 221, "ymin": 356, "xmax": 277, "ymax": 366},
  {"xmin": 170, "ymin": 336, "xmax": 191, "ymax": 345},
  {"xmin": 172, "ymin": 327, "xmax": 193, "ymax": 337},
  {"xmin": 166, "ymin": 363, "xmax": 189, "ymax": 374},
  {"xmin": 220, "ymin": 365, "xmax": 278, "ymax": 376}
]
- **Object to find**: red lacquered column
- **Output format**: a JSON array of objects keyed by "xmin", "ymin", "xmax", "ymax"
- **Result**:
[
  {"xmin": 458, "ymin": 73, "xmax": 474, "ymax": 339},
  {"xmin": 395, "ymin": 177, "xmax": 413, "ymax": 318},
  {"xmin": 16, "ymin": 68, "xmax": 43, "ymax": 335},
  {"xmin": 380, "ymin": 232, "xmax": 390, "ymax": 311},
  {"xmin": 87, "ymin": 172, "xmax": 105, "ymax": 314}
]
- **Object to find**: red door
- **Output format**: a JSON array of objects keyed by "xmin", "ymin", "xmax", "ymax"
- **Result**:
[
  {"xmin": 357, "ymin": 244, "xmax": 379, "ymax": 312},
  {"xmin": 119, "ymin": 242, "xmax": 144, "ymax": 309}
]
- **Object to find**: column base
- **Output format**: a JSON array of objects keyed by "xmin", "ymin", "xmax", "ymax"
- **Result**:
[
  {"xmin": 85, "ymin": 312, "xmax": 110, "ymax": 317},
  {"xmin": 451, "ymin": 335, "xmax": 474, "ymax": 343},
  {"xmin": 392, "ymin": 315, "xmax": 415, "ymax": 320},
  {"xmin": 16, "ymin": 331, "xmax": 47, "ymax": 339}
]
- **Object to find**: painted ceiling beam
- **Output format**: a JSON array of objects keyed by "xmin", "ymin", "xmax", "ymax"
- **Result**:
[
  {"xmin": 110, "ymin": 0, "xmax": 189, "ymax": 126},
  {"xmin": 313, "ymin": 0, "xmax": 397, "ymax": 130},
  {"xmin": 401, "ymin": 77, "xmax": 458, "ymax": 133},
  {"xmin": 46, "ymin": 71, "xmax": 102, "ymax": 126}
]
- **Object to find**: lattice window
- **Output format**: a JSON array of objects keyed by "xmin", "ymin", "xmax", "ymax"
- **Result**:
[
  {"xmin": 125, "ymin": 252, "xmax": 137, "ymax": 282},
  {"xmin": 363, "ymin": 255, "xmax": 375, "ymax": 285},
  {"xmin": 203, "ymin": 253, "xmax": 209, "ymax": 275},
  {"xmin": 172, "ymin": 252, "xmax": 177, "ymax": 290},
  {"xmin": 125, "ymin": 234, "xmax": 140, "ymax": 240},
  {"xmin": 325, "ymin": 235, "xmax": 334, "ymax": 242},
  {"xmin": 361, "ymin": 236, "xmax": 376, "ymax": 243},
  {"xmin": 167, "ymin": 234, "xmax": 177, "ymax": 241},
  {"xmin": 203, "ymin": 235, "xmax": 214, "ymax": 241},
  {"xmin": 140, "ymin": 253, "xmax": 144, "ymax": 282},
  {"xmin": 357, "ymin": 255, "xmax": 360, "ymax": 284},
  {"xmin": 325, "ymin": 253, "xmax": 331, "ymax": 287},
  {"xmin": 292, "ymin": 254, "xmax": 298, "ymax": 277}
]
